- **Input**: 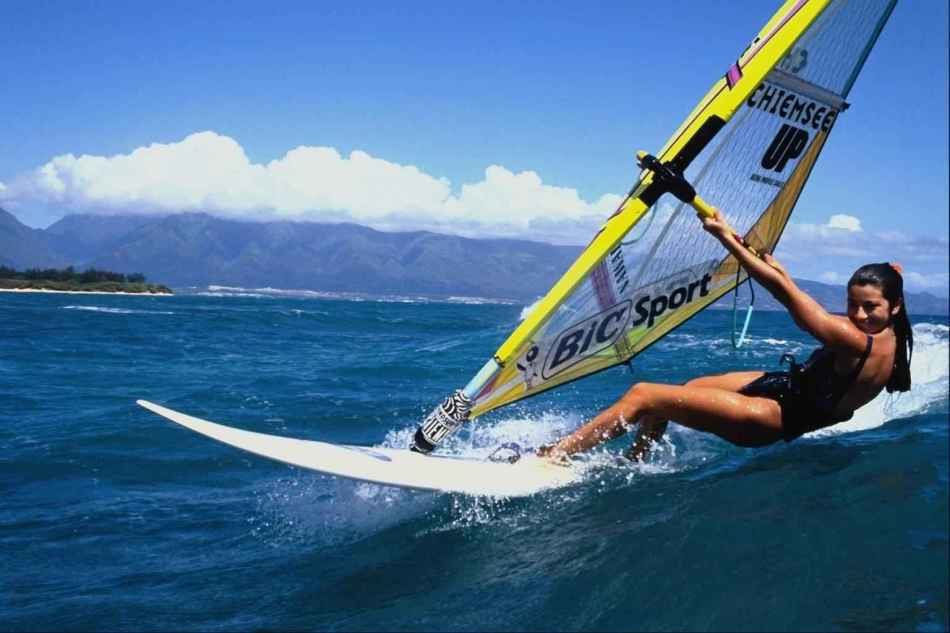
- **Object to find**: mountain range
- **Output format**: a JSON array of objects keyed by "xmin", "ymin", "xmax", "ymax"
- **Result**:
[{"xmin": 1, "ymin": 207, "xmax": 947, "ymax": 315}]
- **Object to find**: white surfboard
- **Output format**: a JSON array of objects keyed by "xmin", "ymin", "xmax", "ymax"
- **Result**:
[{"xmin": 137, "ymin": 400, "xmax": 578, "ymax": 497}]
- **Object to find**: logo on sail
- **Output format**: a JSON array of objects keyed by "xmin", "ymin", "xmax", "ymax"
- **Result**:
[
  {"xmin": 747, "ymin": 81, "xmax": 840, "ymax": 181},
  {"xmin": 543, "ymin": 301, "xmax": 632, "ymax": 379},
  {"xmin": 541, "ymin": 270, "xmax": 715, "ymax": 380}
]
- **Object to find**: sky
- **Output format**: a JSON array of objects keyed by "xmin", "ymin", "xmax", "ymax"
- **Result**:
[{"xmin": 1, "ymin": 0, "xmax": 947, "ymax": 295}]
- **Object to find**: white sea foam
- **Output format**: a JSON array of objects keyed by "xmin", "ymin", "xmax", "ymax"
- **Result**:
[
  {"xmin": 196, "ymin": 290, "xmax": 272, "ymax": 298},
  {"xmin": 663, "ymin": 332, "xmax": 801, "ymax": 354},
  {"xmin": 662, "ymin": 333, "xmax": 731, "ymax": 350},
  {"xmin": 196, "ymin": 285, "xmax": 515, "ymax": 305},
  {"xmin": 249, "ymin": 474, "xmax": 437, "ymax": 548},
  {"xmin": 379, "ymin": 409, "xmax": 582, "ymax": 460},
  {"xmin": 284, "ymin": 308, "xmax": 330, "ymax": 317},
  {"xmin": 445, "ymin": 296, "xmax": 515, "ymax": 305},
  {"xmin": 519, "ymin": 297, "xmax": 543, "ymax": 321},
  {"xmin": 415, "ymin": 337, "xmax": 466, "ymax": 352},
  {"xmin": 811, "ymin": 322, "xmax": 949, "ymax": 438},
  {"xmin": 250, "ymin": 411, "xmax": 580, "ymax": 538},
  {"xmin": 62, "ymin": 305, "xmax": 174, "ymax": 315},
  {"xmin": 754, "ymin": 337, "xmax": 793, "ymax": 346}
]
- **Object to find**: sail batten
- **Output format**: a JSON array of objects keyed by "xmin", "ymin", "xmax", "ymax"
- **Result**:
[{"xmin": 768, "ymin": 68, "xmax": 848, "ymax": 109}]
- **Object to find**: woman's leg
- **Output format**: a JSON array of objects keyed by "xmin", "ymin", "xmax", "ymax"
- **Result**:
[
  {"xmin": 624, "ymin": 415, "xmax": 669, "ymax": 462},
  {"xmin": 624, "ymin": 371, "xmax": 767, "ymax": 461},
  {"xmin": 541, "ymin": 375, "xmax": 783, "ymax": 458},
  {"xmin": 686, "ymin": 371, "xmax": 767, "ymax": 392}
]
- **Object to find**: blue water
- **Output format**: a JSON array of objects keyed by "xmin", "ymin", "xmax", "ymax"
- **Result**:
[{"xmin": 1, "ymin": 290, "xmax": 947, "ymax": 631}]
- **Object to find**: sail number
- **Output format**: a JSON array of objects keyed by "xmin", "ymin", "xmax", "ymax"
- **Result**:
[{"xmin": 779, "ymin": 47, "xmax": 808, "ymax": 74}]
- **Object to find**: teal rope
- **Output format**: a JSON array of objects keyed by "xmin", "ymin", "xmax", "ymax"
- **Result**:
[
  {"xmin": 731, "ymin": 268, "xmax": 755, "ymax": 349},
  {"xmin": 621, "ymin": 206, "xmax": 656, "ymax": 247}
]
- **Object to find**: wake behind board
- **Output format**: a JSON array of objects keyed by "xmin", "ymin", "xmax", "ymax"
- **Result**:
[{"xmin": 137, "ymin": 400, "xmax": 578, "ymax": 497}]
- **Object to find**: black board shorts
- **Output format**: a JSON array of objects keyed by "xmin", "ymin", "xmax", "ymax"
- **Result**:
[{"xmin": 738, "ymin": 371, "xmax": 848, "ymax": 442}]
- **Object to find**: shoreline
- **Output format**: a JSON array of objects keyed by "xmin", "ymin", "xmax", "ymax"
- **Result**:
[{"xmin": 0, "ymin": 287, "xmax": 173, "ymax": 296}]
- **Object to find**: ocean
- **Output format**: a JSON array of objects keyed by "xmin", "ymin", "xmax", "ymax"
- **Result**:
[{"xmin": 1, "ymin": 289, "xmax": 947, "ymax": 631}]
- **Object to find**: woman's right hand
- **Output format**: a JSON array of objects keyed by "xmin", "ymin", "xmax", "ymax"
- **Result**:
[{"xmin": 699, "ymin": 208, "xmax": 734, "ymax": 239}]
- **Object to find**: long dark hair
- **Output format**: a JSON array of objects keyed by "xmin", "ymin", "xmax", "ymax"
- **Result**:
[{"xmin": 848, "ymin": 263, "xmax": 912, "ymax": 392}]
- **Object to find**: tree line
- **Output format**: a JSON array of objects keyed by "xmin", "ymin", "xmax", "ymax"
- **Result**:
[{"xmin": 0, "ymin": 266, "xmax": 148, "ymax": 284}]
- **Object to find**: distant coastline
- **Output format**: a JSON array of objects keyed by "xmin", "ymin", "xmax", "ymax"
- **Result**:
[
  {"xmin": 1, "ymin": 209, "xmax": 946, "ymax": 313},
  {"xmin": 0, "ymin": 266, "xmax": 173, "ymax": 295},
  {"xmin": 0, "ymin": 286, "xmax": 172, "ymax": 296}
]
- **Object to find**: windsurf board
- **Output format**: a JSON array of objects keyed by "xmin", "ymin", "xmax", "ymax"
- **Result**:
[{"xmin": 137, "ymin": 400, "xmax": 578, "ymax": 497}]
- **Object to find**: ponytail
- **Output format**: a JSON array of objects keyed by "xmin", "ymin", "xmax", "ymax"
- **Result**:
[
  {"xmin": 848, "ymin": 263, "xmax": 912, "ymax": 393},
  {"xmin": 889, "ymin": 299, "xmax": 913, "ymax": 392}
]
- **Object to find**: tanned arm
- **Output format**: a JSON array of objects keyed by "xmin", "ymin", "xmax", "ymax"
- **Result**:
[{"xmin": 700, "ymin": 210, "xmax": 867, "ymax": 354}]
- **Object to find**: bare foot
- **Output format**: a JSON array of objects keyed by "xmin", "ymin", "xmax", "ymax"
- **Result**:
[
  {"xmin": 536, "ymin": 444, "xmax": 572, "ymax": 466},
  {"xmin": 623, "ymin": 443, "xmax": 646, "ymax": 463}
]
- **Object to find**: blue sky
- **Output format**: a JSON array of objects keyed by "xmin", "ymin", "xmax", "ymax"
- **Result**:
[{"xmin": 1, "ymin": 1, "xmax": 947, "ymax": 294}]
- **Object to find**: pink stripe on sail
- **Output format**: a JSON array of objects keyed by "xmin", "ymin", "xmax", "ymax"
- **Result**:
[
  {"xmin": 726, "ymin": 63, "xmax": 743, "ymax": 88},
  {"xmin": 591, "ymin": 261, "xmax": 617, "ymax": 311}
]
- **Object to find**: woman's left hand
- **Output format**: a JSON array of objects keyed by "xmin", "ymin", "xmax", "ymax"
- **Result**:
[{"xmin": 762, "ymin": 252, "xmax": 789, "ymax": 276}]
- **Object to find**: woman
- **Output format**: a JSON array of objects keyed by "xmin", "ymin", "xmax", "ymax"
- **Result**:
[{"xmin": 539, "ymin": 209, "xmax": 913, "ymax": 462}]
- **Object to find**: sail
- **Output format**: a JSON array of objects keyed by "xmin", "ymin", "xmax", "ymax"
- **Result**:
[{"xmin": 470, "ymin": 0, "xmax": 897, "ymax": 418}]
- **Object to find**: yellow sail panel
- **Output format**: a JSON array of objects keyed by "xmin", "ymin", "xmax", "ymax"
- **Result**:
[{"xmin": 742, "ymin": 128, "xmax": 832, "ymax": 256}]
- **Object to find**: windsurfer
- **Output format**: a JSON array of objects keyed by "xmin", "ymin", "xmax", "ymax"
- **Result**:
[{"xmin": 538, "ymin": 209, "xmax": 912, "ymax": 462}]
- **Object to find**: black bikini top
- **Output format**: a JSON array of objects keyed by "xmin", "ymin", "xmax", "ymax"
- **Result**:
[{"xmin": 795, "ymin": 335, "xmax": 873, "ymax": 422}]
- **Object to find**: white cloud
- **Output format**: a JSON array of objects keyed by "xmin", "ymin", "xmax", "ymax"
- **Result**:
[
  {"xmin": 902, "ymin": 271, "xmax": 950, "ymax": 292},
  {"xmin": 0, "ymin": 131, "xmax": 615, "ymax": 240},
  {"xmin": 780, "ymin": 218, "xmax": 949, "ymax": 265},
  {"xmin": 826, "ymin": 213, "xmax": 862, "ymax": 232},
  {"xmin": 818, "ymin": 271, "xmax": 846, "ymax": 284},
  {"xmin": 2, "ymin": 133, "xmax": 946, "ymax": 297},
  {"xmin": 444, "ymin": 165, "xmax": 620, "ymax": 226},
  {"xmin": 2, "ymin": 133, "xmax": 453, "ymax": 220},
  {"xmin": 776, "ymin": 215, "xmax": 949, "ymax": 296}
]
